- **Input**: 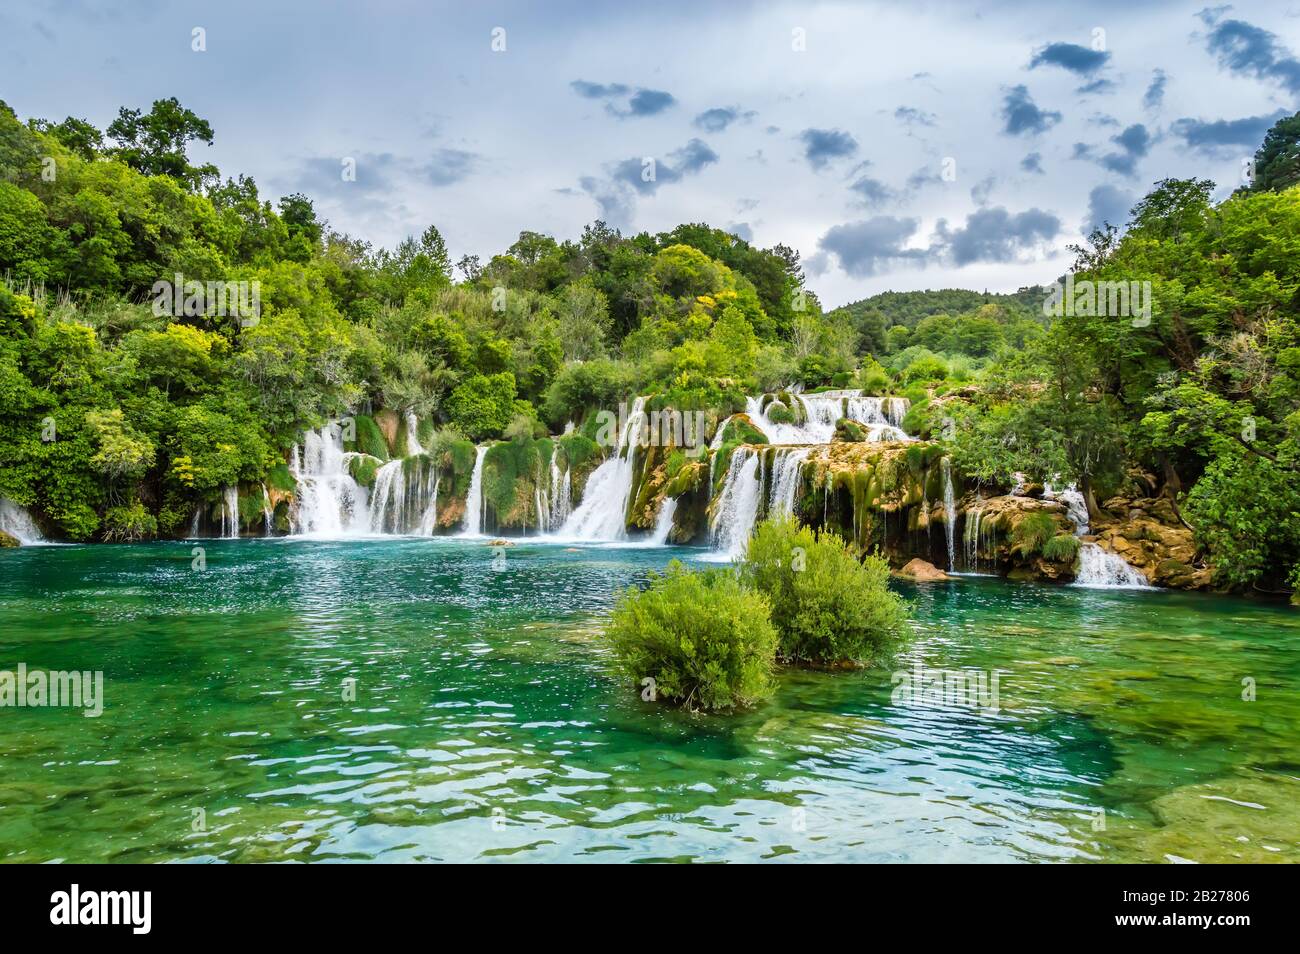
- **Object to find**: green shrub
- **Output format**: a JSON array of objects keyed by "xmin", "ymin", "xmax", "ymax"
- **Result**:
[
  {"xmin": 1042, "ymin": 533, "xmax": 1081, "ymax": 563},
  {"xmin": 101, "ymin": 502, "xmax": 158, "ymax": 542},
  {"xmin": 741, "ymin": 516, "xmax": 910, "ymax": 665},
  {"xmin": 1011, "ymin": 511, "xmax": 1056, "ymax": 557},
  {"xmin": 603, "ymin": 560, "xmax": 778, "ymax": 711},
  {"xmin": 446, "ymin": 371, "xmax": 518, "ymax": 441}
]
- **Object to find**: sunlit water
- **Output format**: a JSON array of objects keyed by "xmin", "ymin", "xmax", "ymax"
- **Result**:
[{"xmin": 1, "ymin": 538, "xmax": 1297, "ymax": 863}]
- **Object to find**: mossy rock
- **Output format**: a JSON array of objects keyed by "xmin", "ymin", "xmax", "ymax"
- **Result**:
[
  {"xmin": 0, "ymin": 530, "xmax": 20, "ymax": 548},
  {"xmin": 267, "ymin": 461, "xmax": 296, "ymax": 494},
  {"xmin": 346, "ymin": 414, "xmax": 390, "ymax": 461},
  {"xmin": 347, "ymin": 453, "xmax": 384, "ymax": 488}
]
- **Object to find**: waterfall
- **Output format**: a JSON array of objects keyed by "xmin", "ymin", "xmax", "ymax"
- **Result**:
[
  {"xmin": 292, "ymin": 423, "xmax": 369, "ymax": 536},
  {"xmin": 1075, "ymin": 542, "xmax": 1152, "ymax": 588},
  {"xmin": 649, "ymin": 496, "xmax": 678, "ymax": 545},
  {"xmin": 261, "ymin": 484, "xmax": 273, "ymax": 536},
  {"xmin": 369, "ymin": 460, "xmax": 406, "ymax": 534},
  {"xmin": 941, "ymin": 458, "xmax": 957, "ymax": 572},
  {"xmin": 745, "ymin": 389, "xmax": 911, "ymax": 444},
  {"xmin": 417, "ymin": 475, "xmax": 440, "ymax": 536},
  {"xmin": 404, "ymin": 411, "xmax": 424, "ymax": 457},
  {"xmin": 767, "ymin": 446, "xmax": 811, "ymax": 520},
  {"xmin": 461, "ymin": 445, "xmax": 489, "ymax": 536},
  {"xmin": 1045, "ymin": 482, "xmax": 1151, "ymax": 588},
  {"xmin": 0, "ymin": 498, "xmax": 44, "ymax": 544},
  {"xmin": 221, "ymin": 486, "xmax": 239, "ymax": 539},
  {"xmin": 549, "ymin": 456, "xmax": 572, "ymax": 529},
  {"xmin": 710, "ymin": 447, "xmax": 762, "ymax": 558},
  {"xmin": 534, "ymin": 473, "xmax": 547, "ymax": 534},
  {"xmin": 554, "ymin": 396, "xmax": 647, "ymax": 541},
  {"xmin": 964, "ymin": 504, "xmax": 984, "ymax": 571}
]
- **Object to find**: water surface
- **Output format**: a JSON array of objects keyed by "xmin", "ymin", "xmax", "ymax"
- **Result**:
[{"xmin": 0, "ymin": 538, "xmax": 1296, "ymax": 863}]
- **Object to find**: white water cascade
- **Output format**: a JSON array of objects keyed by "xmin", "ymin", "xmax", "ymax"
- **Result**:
[
  {"xmin": 261, "ymin": 484, "xmax": 274, "ymax": 536},
  {"xmin": 460, "ymin": 445, "xmax": 489, "ymax": 536},
  {"xmin": 1045, "ymin": 483, "xmax": 1151, "ymax": 588},
  {"xmin": 745, "ymin": 390, "xmax": 912, "ymax": 444},
  {"xmin": 221, "ymin": 486, "xmax": 240, "ymax": 539},
  {"xmin": 710, "ymin": 447, "xmax": 763, "ymax": 558},
  {"xmin": 292, "ymin": 424, "xmax": 369, "ymax": 536},
  {"xmin": 941, "ymin": 457, "xmax": 957, "ymax": 572},
  {"xmin": 404, "ymin": 411, "xmax": 424, "ymax": 457},
  {"xmin": 554, "ymin": 397, "xmax": 648, "ymax": 541},
  {"xmin": 417, "ymin": 475, "xmax": 441, "ymax": 536},
  {"xmin": 649, "ymin": 496, "xmax": 679, "ymax": 545},
  {"xmin": 0, "ymin": 498, "xmax": 45, "ymax": 544},
  {"xmin": 549, "ymin": 456, "xmax": 572, "ymax": 529}
]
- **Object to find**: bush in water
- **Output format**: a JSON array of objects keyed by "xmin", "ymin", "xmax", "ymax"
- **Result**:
[
  {"xmin": 741, "ymin": 516, "xmax": 910, "ymax": 666},
  {"xmin": 603, "ymin": 560, "xmax": 778, "ymax": 712}
]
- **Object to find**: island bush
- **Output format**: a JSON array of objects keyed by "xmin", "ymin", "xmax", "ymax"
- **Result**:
[
  {"xmin": 603, "ymin": 560, "xmax": 778, "ymax": 711},
  {"xmin": 741, "ymin": 516, "xmax": 910, "ymax": 666}
]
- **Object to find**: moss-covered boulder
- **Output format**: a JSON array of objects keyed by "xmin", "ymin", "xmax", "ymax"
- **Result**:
[{"xmin": 0, "ymin": 529, "xmax": 19, "ymax": 548}]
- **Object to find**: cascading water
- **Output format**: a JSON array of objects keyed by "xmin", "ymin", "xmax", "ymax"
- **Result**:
[
  {"xmin": 649, "ymin": 496, "xmax": 678, "ymax": 545},
  {"xmin": 745, "ymin": 390, "xmax": 911, "ymax": 444},
  {"xmin": 369, "ymin": 460, "xmax": 407, "ymax": 534},
  {"xmin": 0, "ymin": 498, "xmax": 45, "ymax": 544},
  {"xmin": 1045, "ymin": 483, "xmax": 1151, "ymax": 588},
  {"xmin": 767, "ymin": 446, "xmax": 811, "ymax": 520},
  {"xmin": 554, "ymin": 397, "xmax": 647, "ymax": 541},
  {"xmin": 417, "ymin": 475, "xmax": 440, "ymax": 536},
  {"xmin": 549, "ymin": 457, "xmax": 572, "ymax": 529},
  {"xmin": 460, "ymin": 446, "xmax": 489, "ymax": 536},
  {"xmin": 941, "ymin": 458, "xmax": 957, "ymax": 572},
  {"xmin": 404, "ymin": 411, "xmax": 423, "ymax": 457},
  {"xmin": 293, "ymin": 423, "xmax": 369, "ymax": 536},
  {"xmin": 261, "ymin": 484, "xmax": 273, "ymax": 536},
  {"xmin": 221, "ymin": 486, "xmax": 240, "ymax": 539},
  {"xmin": 710, "ymin": 447, "xmax": 763, "ymax": 558},
  {"xmin": 964, "ymin": 504, "xmax": 984, "ymax": 572}
]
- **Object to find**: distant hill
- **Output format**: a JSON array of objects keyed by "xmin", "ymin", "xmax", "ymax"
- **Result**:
[{"xmin": 830, "ymin": 287, "xmax": 1050, "ymax": 329}]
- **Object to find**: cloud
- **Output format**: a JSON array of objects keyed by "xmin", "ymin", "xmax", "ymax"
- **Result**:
[
  {"xmin": 299, "ymin": 152, "xmax": 403, "ymax": 194},
  {"xmin": 1001, "ymin": 85, "xmax": 1062, "ymax": 136},
  {"xmin": 580, "ymin": 139, "xmax": 718, "ymax": 228},
  {"xmin": 798, "ymin": 127, "xmax": 859, "ymax": 169},
  {"xmin": 570, "ymin": 80, "xmax": 630, "ymax": 99},
  {"xmin": 1170, "ymin": 109, "xmax": 1287, "ymax": 153},
  {"xmin": 623, "ymin": 88, "xmax": 676, "ymax": 117},
  {"xmin": 1076, "ymin": 78, "xmax": 1116, "ymax": 96},
  {"xmin": 728, "ymin": 222, "xmax": 754, "ymax": 242},
  {"xmin": 935, "ymin": 206, "xmax": 1061, "ymax": 266},
  {"xmin": 693, "ymin": 106, "xmax": 754, "ymax": 132},
  {"xmin": 1029, "ymin": 42, "xmax": 1111, "ymax": 76},
  {"xmin": 894, "ymin": 106, "xmax": 936, "ymax": 127},
  {"xmin": 1021, "ymin": 152, "xmax": 1044, "ymax": 174},
  {"xmin": 848, "ymin": 175, "xmax": 895, "ymax": 208},
  {"xmin": 815, "ymin": 205, "xmax": 1060, "ymax": 276},
  {"xmin": 970, "ymin": 175, "xmax": 996, "ymax": 206},
  {"xmin": 424, "ymin": 147, "xmax": 480, "ymax": 186},
  {"xmin": 1082, "ymin": 183, "xmax": 1134, "ymax": 234},
  {"xmin": 1200, "ymin": 14, "xmax": 1300, "ymax": 98},
  {"xmin": 816, "ymin": 216, "xmax": 926, "ymax": 277},
  {"xmin": 569, "ymin": 80, "xmax": 676, "ymax": 118},
  {"xmin": 1143, "ymin": 69, "xmax": 1168, "ymax": 110},
  {"xmin": 1074, "ymin": 123, "xmax": 1152, "ymax": 177}
]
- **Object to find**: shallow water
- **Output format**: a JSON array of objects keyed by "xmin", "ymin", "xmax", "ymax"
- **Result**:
[{"xmin": 0, "ymin": 538, "xmax": 1296, "ymax": 863}]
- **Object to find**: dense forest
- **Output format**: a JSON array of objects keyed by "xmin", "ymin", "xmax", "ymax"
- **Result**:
[{"xmin": 1, "ymin": 96, "xmax": 1297, "ymax": 597}]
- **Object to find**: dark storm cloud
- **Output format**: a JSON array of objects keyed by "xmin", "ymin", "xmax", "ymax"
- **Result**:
[
  {"xmin": 1001, "ymin": 85, "xmax": 1062, "ymax": 136},
  {"xmin": 798, "ymin": 128, "xmax": 859, "ymax": 169},
  {"xmin": 1029, "ymin": 42, "xmax": 1111, "ymax": 75},
  {"xmin": 1083, "ymin": 183, "xmax": 1134, "ymax": 234},
  {"xmin": 936, "ymin": 206, "xmax": 1061, "ymax": 266},
  {"xmin": 1200, "ymin": 12, "xmax": 1300, "ymax": 98},
  {"xmin": 1170, "ymin": 110, "xmax": 1288, "ymax": 153}
]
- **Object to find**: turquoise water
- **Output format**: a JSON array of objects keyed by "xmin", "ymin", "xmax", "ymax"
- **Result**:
[{"xmin": 0, "ymin": 537, "xmax": 1296, "ymax": 863}]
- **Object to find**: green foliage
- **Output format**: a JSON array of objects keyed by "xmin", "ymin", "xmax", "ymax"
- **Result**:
[
  {"xmin": 347, "ymin": 414, "xmax": 389, "ymax": 461},
  {"xmin": 603, "ymin": 560, "xmax": 778, "ymax": 711},
  {"xmin": 445, "ymin": 371, "xmax": 517, "ymax": 441},
  {"xmin": 1042, "ymin": 533, "xmax": 1081, "ymax": 563},
  {"xmin": 101, "ymin": 501, "xmax": 158, "ymax": 542},
  {"xmin": 741, "ymin": 516, "xmax": 911, "ymax": 665},
  {"xmin": 1011, "ymin": 512, "xmax": 1056, "ymax": 557}
]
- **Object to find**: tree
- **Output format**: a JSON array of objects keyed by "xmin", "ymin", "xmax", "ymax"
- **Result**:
[
  {"xmin": 106, "ymin": 97, "xmax": 217, "ymax": 189},
  {"xmin": 555, "ymin": 279, "xmax": 610, "ymax": 361},
  {"xmin": 1250, "ymin": 110, "xmax": 1300, "ymax": 193}
]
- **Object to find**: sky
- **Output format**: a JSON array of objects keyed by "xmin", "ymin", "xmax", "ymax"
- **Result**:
[{"xmin": 2, "ymin": 0, "xmax": 1298, "ymax": 307}]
